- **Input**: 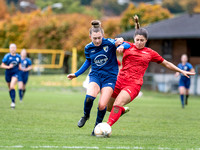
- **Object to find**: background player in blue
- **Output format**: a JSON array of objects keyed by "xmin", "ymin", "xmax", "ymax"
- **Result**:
[
  {"xmin": 18, "ymin": 49, "xmax": 32, "ymax": 102},
  {"xmin": 67, "ymin": 20, "xmax": 130, "ymax": 135},
  {"xmin": 1, "ymin": 43, "xmax": 21, "ymax": 109},
  {"xmin": 175, "ymin": 54, "xmax": 194, "ymax": 108}
]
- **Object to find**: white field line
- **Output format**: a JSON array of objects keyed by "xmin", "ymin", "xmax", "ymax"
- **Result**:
[{"xmin": 0, "ymin": 145, "xmax": 199, "ymax": 150}]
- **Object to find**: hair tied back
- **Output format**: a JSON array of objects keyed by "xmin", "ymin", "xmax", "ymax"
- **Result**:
[
  {"xmin": 91, "ymin": 20, "xmax": 101, "ymax": 28},
  {"xmin": 133, "ymin": 15, "xmax": 140, "ymax": 29}
]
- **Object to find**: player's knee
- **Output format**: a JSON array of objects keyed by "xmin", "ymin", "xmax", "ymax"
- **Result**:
[{"xmin": 98, "ymin": 104, "xmax": 106, "ymax": 111}]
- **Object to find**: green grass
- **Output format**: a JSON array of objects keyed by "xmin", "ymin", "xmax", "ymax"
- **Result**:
[{"xmin": 0, "ymin": 75, "xmax": 200, "ymax": 150}]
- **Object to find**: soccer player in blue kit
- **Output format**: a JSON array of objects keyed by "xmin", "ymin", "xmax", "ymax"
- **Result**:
[
  {"xmin": 18, "ymin": 49, "xmax": 32, "ymax": 102},
  {"xmin": 175, "ymin": 54, "xmax": 194, "ymax": 108},
  {"xmin": 1, "ymin": 43, "xmax": 21, "ymax": 108},
  {"xmin": 67, "ymin": 20, "xmax": 130, "ymax": 135}
]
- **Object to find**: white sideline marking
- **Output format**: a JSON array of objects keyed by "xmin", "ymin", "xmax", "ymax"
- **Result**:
[
  {"xmin": 0, "ymin": 145, "xmax": 199, "ymax": 149},
  {"xmin": 63, "ymin": 146, "xmax": 99, "ymax": 149},
  {"xmin": 0, "ymin": 145, "xmax": 23, "ymax": 148}
]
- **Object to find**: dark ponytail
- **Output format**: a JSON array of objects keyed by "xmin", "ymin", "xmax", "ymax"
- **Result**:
[
  {"xmin": 133, "ymin": 15, "xmax": 148, "ymax": 39},
  {"xmin": 89, "ymin": 20, "xmax": 104, "ymax": 35}
]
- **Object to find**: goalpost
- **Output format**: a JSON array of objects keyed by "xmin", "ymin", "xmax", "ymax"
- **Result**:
[{"xmin": 0, "ymin": 48, "xmax": 65, "ymax": 69}]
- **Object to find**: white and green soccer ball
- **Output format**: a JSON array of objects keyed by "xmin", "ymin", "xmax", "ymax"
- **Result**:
[{"xmin": 94, "ymin": 122, "xmax": 112, "ymax": 138}]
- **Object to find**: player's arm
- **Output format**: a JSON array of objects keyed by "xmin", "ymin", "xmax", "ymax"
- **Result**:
[
  {"xmin": 23, "ymin": 64, "xmax": 32, "ymax": 72},
  {"xmin": 1, "ymin": 63, "xmax": 13, "ymax": 69},
  {"xmin": 67, "ymin": 59, "xmax": 91, "ymax": 80},
  {"xmin": 19, "ymin": 63, "xmax": 22, "ymax": 71},
  {"xmin": 160, "ymin": 60, "xmax": 195, "ymax": 78},
  {"xmin": 24, "ymin": 59, "xmax": 33, "ymax": 71},
  {"xmin": 116, "ymin": 42, "xmax": 130, "ymax": 53},
  {"xmin": 115, "ymin": 37, "xmax": 124, "ymax": 47},
  {"xmin": 175, "ymin": 64, "xmax": 180, "ymax": 77}
]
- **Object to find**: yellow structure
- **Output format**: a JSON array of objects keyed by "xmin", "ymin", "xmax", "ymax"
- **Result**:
[
  {"xmin": 0, "ymin": 48, "xmax": 65, "ymax": 69},
  {"xmin": 71, "ymin": 47, "xmax": 77, "ymax": 87}
]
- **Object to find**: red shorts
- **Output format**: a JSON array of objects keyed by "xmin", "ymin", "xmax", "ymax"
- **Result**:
[{"xmin": 112, "ymin": 79, "xmax": 141, "ymax": 101}]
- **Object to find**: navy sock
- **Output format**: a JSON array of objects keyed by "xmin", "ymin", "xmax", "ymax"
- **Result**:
[
  {"xmin": 84, "ymin": 95, "xmax": 95, "ymax": 118},
  {"xmin": 9, "ymin": 89, "xmax": 16, "ymax": 103},
  {"xmin": 95, "ymin": 107, "xmax": 107, "ymax": 126},
  {"xmin": 180, "ymin": 95, "xmax": 184, "ymax": 107},
  {"xmin": 185, "ymin": 95, "xmax": 189, "ymax": 105},
  {"xmin": 19, "ymin": 89, "xmax": 23, "ymax": 100}
]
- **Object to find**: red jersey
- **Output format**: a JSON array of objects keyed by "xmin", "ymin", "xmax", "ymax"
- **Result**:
[{"xmin": 118, "ymin": 42, "xmax": 164, "ymax": 85}]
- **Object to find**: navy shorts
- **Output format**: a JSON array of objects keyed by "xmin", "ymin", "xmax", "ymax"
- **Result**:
[
  {"xmin": 89, "ymin": 72, "xmax": 117, "ymax": 90},
  {"xmin": 18, "ymin": 72, "xmax": 29, "ymax": 84},
  {"xmin": 5, "ymin": 71, "xmax": 19, "ymax": 83},
  {"xmin": 179, "ymin": 77, "xmax": 190, "ymax": 89}
]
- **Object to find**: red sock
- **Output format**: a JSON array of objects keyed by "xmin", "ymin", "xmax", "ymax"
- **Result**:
[{"xmin": 107, "ymin": 105, "xmax": 125, "ymax": 126}]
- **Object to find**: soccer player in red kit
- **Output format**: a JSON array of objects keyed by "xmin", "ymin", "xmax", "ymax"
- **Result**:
[{"xmin": 106, "ymin": 15, "xmax": 195, "ymax": 127}]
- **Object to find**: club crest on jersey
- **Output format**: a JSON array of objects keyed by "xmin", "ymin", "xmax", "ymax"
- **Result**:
[
  {"xmin": 16, "ymin": 57, "xmax": 19, "ymax": 62},
  {"xmin": 94, "ymin": 54, "xmax": 108, "ymax": 66},
  {"xmin": 184, "ymin": 66, "xmax": 188, "ymax": 70},
  {"xmin": 103, "ymin": 46, "xmax": 109, "ymax": 52}
]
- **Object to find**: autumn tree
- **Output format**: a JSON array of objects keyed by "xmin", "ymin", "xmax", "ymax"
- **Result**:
[
  {"xmin": 121, "ymin": 3, "xmax": 172, "ymax": 31},
  {"xmin": 162, "ymin": 0, "xmax": 200, "ymax": 14},
  {"xmin": 0, "ymin": 0, "xmax": 9, "ymax": 20}
]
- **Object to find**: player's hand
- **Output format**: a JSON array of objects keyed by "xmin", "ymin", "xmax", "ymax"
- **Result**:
[
  {"xmin": 115, "ymin": 37, "xmax": 124, "ymax": 46},
  {"xmin": 67, "ymin": 74, "xmax": 76, "ymax": 80},
  {"xmin": 181, "ymin": 70, "xmax": 195, "ymax": 78},
  {"xmin": 8, "ymin": 64, "xmax": 14, "ymax": 69},
  {"xmin": 116, "ymin": 45, "xmax": 124, "ymax": 53}
]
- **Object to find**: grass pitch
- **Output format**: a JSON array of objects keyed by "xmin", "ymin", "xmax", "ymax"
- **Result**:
[{"xmin": 0, "ymin": 75, "xmax": 200, "ymax": 150}]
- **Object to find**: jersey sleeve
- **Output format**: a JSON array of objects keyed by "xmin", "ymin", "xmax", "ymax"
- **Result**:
[
  {"xmin": 188, "ymin": 63, "xmax": 193, "ymax": 70},
  {"xmin": 118, "ymin": 42, "xmax": 130, "ymax": 49},
  {"xmin": 177, "ymin": 63, "xmax": 181, "ymax": 69},
  {"xmin": 150, "ymin": 49, "xmax": 164, "ymax": 64},
  {"xmin": 28, "ymin": 58, "xmax": 32, "ymax": 66},
  {"xmin": 2, "ymin": 54, "xmax": 9, "ymax": 64},
  {"xmin": 84, "ymin": 46, "xmax": 90, "ymax": 61},
  {"xmin": 74, "ymin": 59, "xmax": 91, "ymax": 77},
  {"xmin": 107, "ymin": 38, "xmax": 116, "ymax": 45}
]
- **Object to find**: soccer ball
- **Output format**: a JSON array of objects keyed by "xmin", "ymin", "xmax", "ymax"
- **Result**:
[{"xmin": 94, "ymin": 122, "xmax": 112, "ymax": 137}]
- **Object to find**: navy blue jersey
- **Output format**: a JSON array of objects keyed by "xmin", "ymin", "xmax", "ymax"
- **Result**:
[
  {"xmin": 85, "ymin": 38, "xmax": 118, "ymax": 76},
  {"xmin": 2, "ymin": 53, "xmax": 21, "ymax": 73},
  {"xmin": 178, "ymin": 62, "xmax": 193, "ymax": 79},
  {"xmin": 21, "ymin": 58, "xmax": 32, "ymax": 71},
  {"xmin": 19, "ymin": 58, "xmax": 32, "ymax": 76}
]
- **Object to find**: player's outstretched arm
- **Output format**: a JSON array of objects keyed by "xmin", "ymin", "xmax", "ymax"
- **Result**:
[
  {"xmin": 1, "ymin": 63, "xmax": 13, "ymax": 69},
  {"xmin": 67, "ymin": 59, "xmax": 91, "ymax": 80},
  {"xmin": 161, "ymin": 60, "xmax": 195, "ymax": 78}
]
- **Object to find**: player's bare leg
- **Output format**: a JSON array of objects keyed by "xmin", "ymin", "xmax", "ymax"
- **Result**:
[
  {"xmin": 179, "ymin": 86, "xmax": 185, "ymax": 108},
  {"xmin": 185, "ymin": 89, "xmax": 189, "ymax": 105},
  {"xmin": 91, "ymin": 87, "xmax": 113, "ymax": 136}
]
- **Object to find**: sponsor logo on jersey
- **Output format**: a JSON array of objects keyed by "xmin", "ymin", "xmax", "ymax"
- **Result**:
[
  {"xmin": 141, "ymin": 51, "xmax": 149, "ymax": 54},
  {"xmin": 11, "ymin": 61, "xmax": 18, "ymax": 67},
  {"xmin": 91, "ymin": 50, "xmax": 95, "ymax": 53},
  {"xmin": 94, "ymin": 54, "xmax": 108, "ymax": 66},
  {"xmin": 103, "ymin": 46, "xmax": 109, "ymax": 52}
]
